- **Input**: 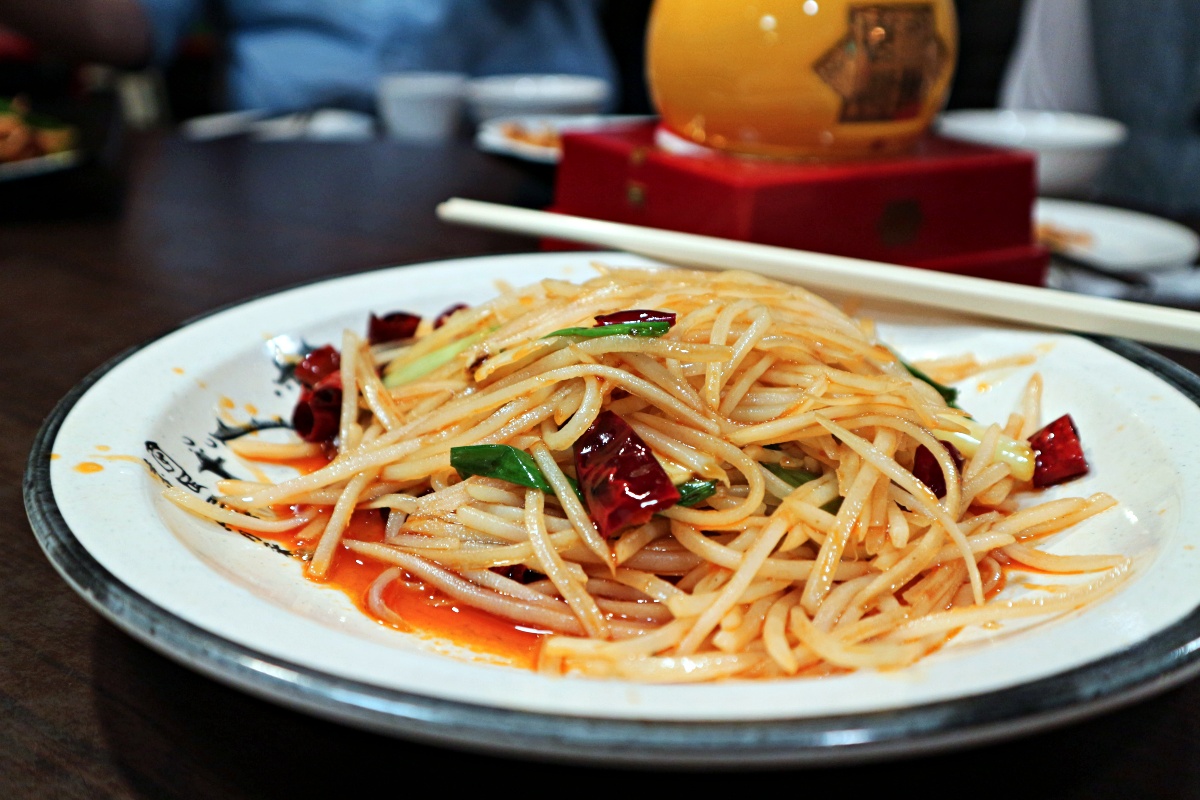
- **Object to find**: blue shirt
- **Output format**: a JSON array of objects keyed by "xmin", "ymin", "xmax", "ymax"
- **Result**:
[
  {"xmin": 141, "ymin": 0, "xmax": 618, "ymax": 114},
  {"xmin": 1089, "ymin": 0, "xmax": 1200, "ymax": 216}
]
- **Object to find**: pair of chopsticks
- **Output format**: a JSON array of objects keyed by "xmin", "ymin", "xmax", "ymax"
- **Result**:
[{"xmin": 436, "ymin": 197, "xmax": 1200, "ymax": 352}]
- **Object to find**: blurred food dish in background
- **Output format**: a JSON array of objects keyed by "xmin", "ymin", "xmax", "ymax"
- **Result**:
[
  {"xmin": 475, "ymin": 113, "xmax": 655, "ymax": 164},
  {"xmin": 0, "ymin": 94, "xmax": 79, "ymax": 176},
  {"xmin": 1035, "ymin": 198, "xmax": 1200, "ymax": 274},
  {"xmin": 1036, "ymin": 198, "xmax": 1200, "ymax": 304}
]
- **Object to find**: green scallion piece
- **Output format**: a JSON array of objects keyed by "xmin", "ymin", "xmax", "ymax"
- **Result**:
[
  {"xmin": 383, "ymin": 329, "xmax": 488, "ymax": 388},
  {"xmin": 896, "ymin": 354, "xmax": 959, "ymax": 408},
  {"xmin": 675, "ymin": 479, "xmax": 717, "ymax": 507},
  {"xmin": 763, "ymin": 463, "xmax": 822, "ymax": 488},
  {"xmin": 449, "ymin": 444, "xmax": 552, "ymax": 493},
  {"xmin": 544, "ymin": 320, "xmax": 671, "ymax": 339}
]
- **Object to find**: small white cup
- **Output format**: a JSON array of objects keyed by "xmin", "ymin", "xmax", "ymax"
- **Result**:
[{"xmin": 376, "ymin": 72, "xmax": 467, "ymax": 142}]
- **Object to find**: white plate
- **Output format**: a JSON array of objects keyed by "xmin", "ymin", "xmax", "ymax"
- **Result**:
[
  {"xmin": 937, "ymin": 109, "xmax": 1126, "ymax": 196},
  {"xmin": 475, "ymin": 114, "xmax": 655, "ymax": 163},
  {"xmin": 0, "ymin": 149, "xmax": 81, "ymax": 181},
  {"xmin": 25, "ymin": 252, "xmax": 1200, "ymax": 767},
  {"xmin": 1035, "ymin": 198, "xmax": 1200, "ymax": 273}
]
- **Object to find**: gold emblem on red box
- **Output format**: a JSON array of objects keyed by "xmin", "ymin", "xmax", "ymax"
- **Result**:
[{"xmin": 815, "ymin": 4, "xmax": 950, "ymax": 123}]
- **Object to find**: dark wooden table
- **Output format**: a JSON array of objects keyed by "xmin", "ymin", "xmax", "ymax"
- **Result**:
[{"xmin": 7, "ymin": 128, "xmax": 1200, "ymax": 798}]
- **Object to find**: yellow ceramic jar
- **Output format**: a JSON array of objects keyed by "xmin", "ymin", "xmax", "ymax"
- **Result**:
[{"xmin": 646, "ymin": 0, "xmax": 958, "ymax": 160}]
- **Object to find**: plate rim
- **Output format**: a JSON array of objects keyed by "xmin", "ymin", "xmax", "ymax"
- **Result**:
[
  {"xmin": 23, "ymin": 255, "xmax": 1200, "ymax": 768},
  {"xmin": 0, "ymin": 148, "xmax": 82, "ymax": 181}
]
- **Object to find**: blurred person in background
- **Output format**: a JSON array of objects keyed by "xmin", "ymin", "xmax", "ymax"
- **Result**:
[
  {"xmin": 1001, "ymin": 0, "xmax": 1200, "ymax": 218},
  {"xmin": 0, "ymin": 0, "xmax": 619, "ymax": 116}
]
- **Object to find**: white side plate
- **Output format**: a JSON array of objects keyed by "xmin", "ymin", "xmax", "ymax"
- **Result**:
[{"xmin": 1036, "ymin": 198, "xmax": 1200, "ymax": 273}]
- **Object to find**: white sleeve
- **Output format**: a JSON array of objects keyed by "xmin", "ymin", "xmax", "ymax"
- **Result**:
[{"xmin": 999, "ymin": 0, "xmax": 1101, "ymax": 113}]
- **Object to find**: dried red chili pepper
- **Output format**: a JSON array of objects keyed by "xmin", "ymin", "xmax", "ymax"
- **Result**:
[
  {"xmin": 434, "ymin": 303, "xmax": 469, "ymax": 329},
  {"xmin": 573, "ymin": 410, "xmax": 681, "ymax": 538},
  {"xmin": 594, "ymin": 309, "xmax": 677, "ymax": 327},
  {"xmin": 368, "ymin": 311, "xmax": 421, "ymax": 345},
  {"xmin": 490, "ymin": 564, "xmax": 546, "ymax": 584},
  {"xmin": 1029, "ymin": 414, "xmax": 1089, "ymax": 487},
  {"xmin": 913, "ymin": 442, "xmax": 964, "ymax": 499},
  {"xmin": 294, "ymin": 344, "xmax": 340, "ymax": 389},
  {"xmin": 292, "ymin": 372, "xmax": 342, "ymax": 443}
]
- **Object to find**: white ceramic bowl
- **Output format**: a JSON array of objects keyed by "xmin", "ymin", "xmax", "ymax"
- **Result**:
[
  {"xmin": 465, "ymin": 74, "xmax": 612, "ymax": 124},
  {"xmin": 936, "ymin": 109, "xmax": 1127, "ymax": 196}
]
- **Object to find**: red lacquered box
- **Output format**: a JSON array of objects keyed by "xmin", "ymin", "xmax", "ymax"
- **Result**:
[{"xmin": 548, "ymin": 122, "xmax": 1048, "ymax": 285}]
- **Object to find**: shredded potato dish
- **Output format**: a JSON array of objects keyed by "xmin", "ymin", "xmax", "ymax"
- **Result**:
[{"xmin": 166, "ymin": 265, "xmax": 1128, "ymax": 683}]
